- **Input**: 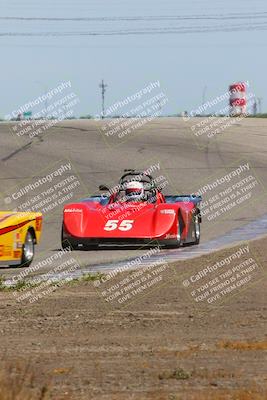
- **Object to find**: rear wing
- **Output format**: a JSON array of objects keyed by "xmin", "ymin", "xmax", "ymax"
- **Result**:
[
  {"xmin": 80, "ymin": 194, "xmax": 202, "ymax": 206},
  {"xmin": 81, "ymin": 195, "xmax": 109, "ymax": 205},
  {"xmin": 165, "ymin": 195, "xmax": 202, "ymax": 205}
]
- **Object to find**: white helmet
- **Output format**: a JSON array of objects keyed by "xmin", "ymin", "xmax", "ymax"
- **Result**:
[{"xmin": 125, "ymin": 181, "xmax": 144, "ymax": 201}]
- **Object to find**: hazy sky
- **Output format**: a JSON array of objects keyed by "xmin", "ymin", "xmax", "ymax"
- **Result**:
[{"xmin": 0, "ymin": 0, "xmax": 266, "ymax": 118}]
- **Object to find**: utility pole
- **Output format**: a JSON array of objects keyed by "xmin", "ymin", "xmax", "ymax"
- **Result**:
[{"xmin": 99, "ymin": 79, "xmax": 108, "ymax": 119}]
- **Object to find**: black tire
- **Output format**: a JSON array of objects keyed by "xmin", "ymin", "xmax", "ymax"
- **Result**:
[
  {"xmin": 61, "ymin": 225, "xmax": 98, "ymax": 251},
  {"xmin": 193, "ymin": 215, "xmax": 201, "ymax": 245},
  {"xmin": 61, "ymin": 225, "xmax": 76, "ymax": 250},
  {"xmin": 84, "ymin": 244, "xmax": 99, "ymax": 251},
  {"xmin": 165, "ymin": 218, "xmax": 181, "ymax": 249},
  {"xmin": 62, "ymin": 239, "xmax": 74, "ymax": 250},
  {"xmin": 18, "ymin": 230, "xmax": 35, "ymax": 268}
]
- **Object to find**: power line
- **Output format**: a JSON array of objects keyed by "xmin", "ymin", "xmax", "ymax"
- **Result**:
[
  {"xmin": 1, "ymin": 23, "xmax": 267, "ymax": 36},
  {"xmin": 1, "ymin": 12, "xmax": 267, "ymax": 22}
]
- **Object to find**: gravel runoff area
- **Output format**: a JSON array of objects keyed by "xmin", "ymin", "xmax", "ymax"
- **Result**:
[{"xmin": 0, "ymin": 235, "xmax": 266, "ymax": 400}]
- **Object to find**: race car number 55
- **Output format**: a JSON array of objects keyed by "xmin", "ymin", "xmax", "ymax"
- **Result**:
[{"xmin": 104, "ymin": 220, "xmax": 134, "ymax": 231}]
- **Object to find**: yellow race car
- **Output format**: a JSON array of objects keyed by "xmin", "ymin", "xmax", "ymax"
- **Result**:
[{"xmin": 0, "ymin": 211, "xmax": 42, "ymax": 267}]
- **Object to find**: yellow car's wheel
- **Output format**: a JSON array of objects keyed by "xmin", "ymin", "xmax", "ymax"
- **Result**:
[{"xmin": 20, "ymin": 230, "xmax": 35, "ymax": 268}]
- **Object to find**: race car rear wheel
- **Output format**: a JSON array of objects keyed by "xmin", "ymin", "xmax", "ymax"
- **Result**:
[
  {"xmin": 19, "ymin": 230, "xmax": 35, "ymax": 268},
  {"xmin": 194, "ymin": 216, "xmax": 201, "ymax": 245}
]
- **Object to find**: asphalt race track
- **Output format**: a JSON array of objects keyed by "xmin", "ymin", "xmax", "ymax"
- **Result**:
[{"xmin": 1, "ymin": 117, "xmax": 267, "ymax": 281}]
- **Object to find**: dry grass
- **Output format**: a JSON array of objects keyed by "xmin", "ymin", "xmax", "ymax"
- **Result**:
[
  {"xmin": 217, "ymin": 340, "xmax": 267, "ymax": 350},
  {"xmin": 183, "ymin": 388, "xmax": 267, "ymax": 400},
  {"xmin": 98, "ymin": 388, "xmax": 267, "ymax": 400},
  {"xmin": 0, "ymin": 363, "xmax": 49, "ymax": 400}
]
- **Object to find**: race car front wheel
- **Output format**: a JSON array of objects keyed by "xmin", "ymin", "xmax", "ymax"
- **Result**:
[
  {"xmin": 19, "ymin": 230, "xmax": 35, "ymax": 268},
  {"xmin": 165, "ymin": 219, "xmax": 181, "ymax": 249},
  {"xmin": 61, "ymin": 225, "xmax": 98, "ymax": 251},
  {"xmin": 61, "ymin": 225, "xmax": 76, "ymax": 250}
]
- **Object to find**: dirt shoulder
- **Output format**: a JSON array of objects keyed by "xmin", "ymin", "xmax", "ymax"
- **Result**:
[{"xmin": 0, "ymin": 237, "xmax": 266, "ymax": 400}]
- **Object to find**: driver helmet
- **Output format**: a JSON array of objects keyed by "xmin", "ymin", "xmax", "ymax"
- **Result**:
[{"xmin": 125, "ymin": 181, "xmax": 145, "ymax": 201}]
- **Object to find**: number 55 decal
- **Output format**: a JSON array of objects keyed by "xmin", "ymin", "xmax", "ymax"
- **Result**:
[{"xmin": 104, "ymin": 220, "xmax": 134, "ymax": 231}]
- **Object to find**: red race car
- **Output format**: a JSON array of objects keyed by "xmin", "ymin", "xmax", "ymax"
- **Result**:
[{"xmin": 61, "ymin": 170, "xmax": 202, "ymax": 250}]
